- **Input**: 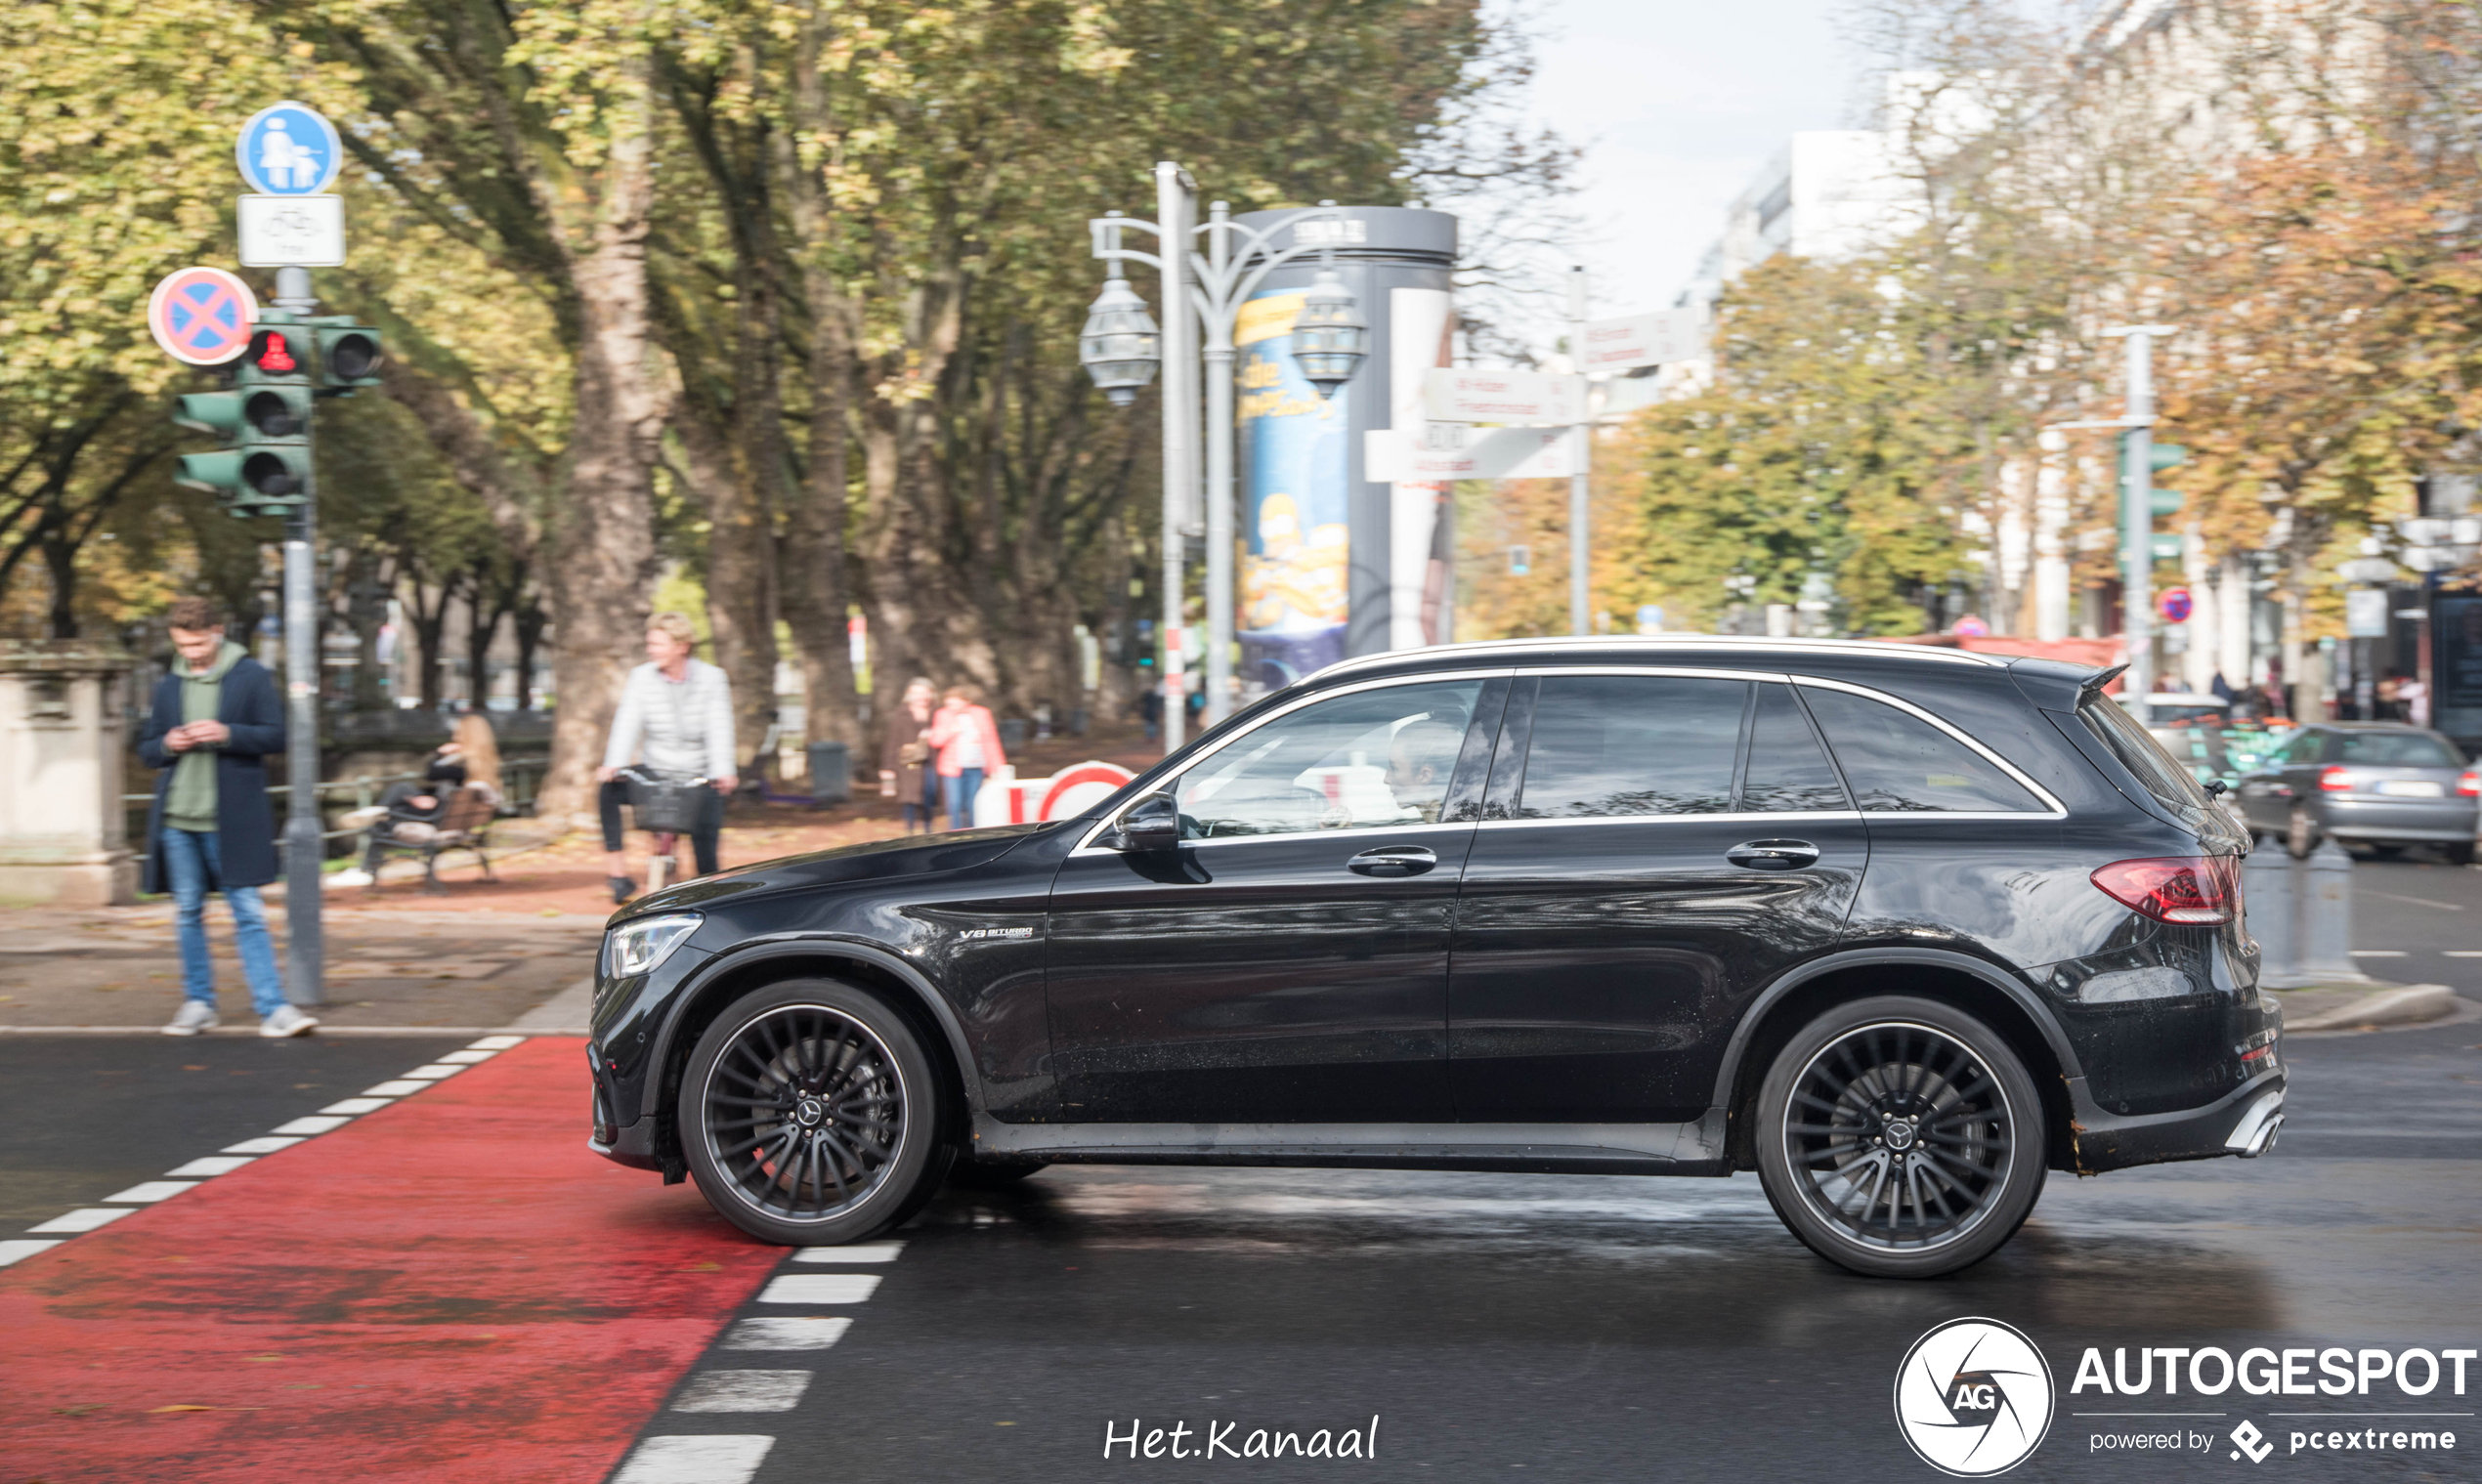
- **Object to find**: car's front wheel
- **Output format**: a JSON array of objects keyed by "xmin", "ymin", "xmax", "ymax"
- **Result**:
[
  {"xmin": 1754, "ymin": 996, "xmax": 2046, "ymax": 1278},
  {"xmin": 680, "ymin": 978, "xmax": 951, "ymax": 1246}
]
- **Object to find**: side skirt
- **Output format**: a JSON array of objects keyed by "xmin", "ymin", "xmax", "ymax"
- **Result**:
[{"xmin": 969, "ymin": 1111, "xmax": 1733, "ymax": 1177}]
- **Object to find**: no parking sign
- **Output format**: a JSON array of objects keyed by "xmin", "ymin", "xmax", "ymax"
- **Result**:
[{"xmin": 146, "ymin": 266, "xmax": 259, "ymax": 365}]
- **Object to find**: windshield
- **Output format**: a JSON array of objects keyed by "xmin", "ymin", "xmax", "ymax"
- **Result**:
[{"xmin": 2082, "ymin": 694, "xmax": 2211, "ymax": 812}]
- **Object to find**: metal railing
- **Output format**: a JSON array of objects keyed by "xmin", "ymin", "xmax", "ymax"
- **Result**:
[{"xmin": 122, "ymin": 757, "xmax": 548, "ymax": 849}]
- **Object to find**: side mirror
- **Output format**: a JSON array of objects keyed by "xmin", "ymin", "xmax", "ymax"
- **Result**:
[{"xmin": 1113, "ymin": 792, "xmax": 1181, "ymax": 852}]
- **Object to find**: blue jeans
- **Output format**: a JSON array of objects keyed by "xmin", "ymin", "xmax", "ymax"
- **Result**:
[
  {"xmin": 942, "ymin": 768, "xmax": 985, "ymax": 830},
  {"xmin": 161, "ymin": 827, "xmax": 287, "ymax": 1016}
]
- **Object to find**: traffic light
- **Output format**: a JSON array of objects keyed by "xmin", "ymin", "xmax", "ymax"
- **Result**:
[
  {"xmin": 2118, "ymin": 430, "xmax": 2188, "ymax": 517},
  {"xmin": 173, "ymin": 318, "xmax": 313, "ymax": 517},
  {"xmin": 310, "ymin": 317, "xmax": 383, "ymax": 390}
]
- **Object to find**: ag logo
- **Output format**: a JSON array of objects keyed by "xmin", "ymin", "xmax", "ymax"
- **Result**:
[{"xmin": 1894, "ymin": 1318, "xmax": 2055, "ymax": 1476}]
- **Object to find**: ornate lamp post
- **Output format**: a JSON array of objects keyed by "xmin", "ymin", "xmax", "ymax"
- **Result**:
[{"xmin": 1081, "ymin": 166, "xmax": 1369, "ymax": 739}]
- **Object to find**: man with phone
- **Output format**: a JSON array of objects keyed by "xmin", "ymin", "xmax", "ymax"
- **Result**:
[{"xmin": 141, "ymin": 597, "xmax": 310, "ymax": 1037}]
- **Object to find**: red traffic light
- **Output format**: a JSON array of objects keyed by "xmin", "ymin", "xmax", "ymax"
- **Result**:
[{"xmin": 249, "ymin": 329, "xmax": 298, "ymax": 373}]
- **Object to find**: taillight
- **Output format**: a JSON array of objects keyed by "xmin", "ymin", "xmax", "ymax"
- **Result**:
[
  {"xmin": 2319, "ymin": 766, "xmax": 2357, "ymax": 793},
  {"xmin": 2091, "ymin": 855, "xmax": 2240, "ymax": 925},
  {"xmin": 2459, "ymin": 771, "xmax": 2479, "ymax": 798}
]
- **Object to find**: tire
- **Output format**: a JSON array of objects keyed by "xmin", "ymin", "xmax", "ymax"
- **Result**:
[
  {"xmin": 2287, "ymin": 803, "xmax": 2320, "ymax": 859},
  {"xmin": 679, "ymin": 977, "xmax": 953, "ymax": 1247},
  {"xmin": 1754, "ymin": 996, "xmax": 2047, "ymax": 1279},
  {"xmin": 946, "ymin": 1160, "xmax": 1048, "ymax": 1191}
]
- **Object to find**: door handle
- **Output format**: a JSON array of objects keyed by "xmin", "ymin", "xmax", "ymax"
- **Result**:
[
  {"xmin": 1347, "ymin": 845, "xmax": 1437, "ymax": 876},
  {"xmin": 1726, "ymin": 839, "xmax": 1820, "ymax": 870}
]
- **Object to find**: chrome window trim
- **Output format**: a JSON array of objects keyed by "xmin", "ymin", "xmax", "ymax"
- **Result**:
[
  {"xmin": 1792, "ymin": 675, "xmax": 2068, "ymax": 817},
  {"xmin": 1310, "ymin": 635, "xmax": 2001, "ymax": 683},
  {"xmin": 1475, "ymin": 810, "xmax": 1865, "ymax": 829},
  {"xmin": 1073, "ymin": 668, "xmax": 1515, "ymax": 853}
]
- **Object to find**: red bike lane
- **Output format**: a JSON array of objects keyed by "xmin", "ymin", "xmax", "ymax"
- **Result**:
[{"xmin": 2, "ymin": 1037, "xmax": 784, "ymax": 1483}]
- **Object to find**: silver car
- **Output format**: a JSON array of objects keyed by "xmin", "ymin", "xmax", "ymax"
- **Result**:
[{"xmin": 2233, "ymin": 723, "xmax": 2478, "ymax": 862}]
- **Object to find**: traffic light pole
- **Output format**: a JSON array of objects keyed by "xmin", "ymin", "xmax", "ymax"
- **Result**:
[
  {"xmin": 273, "ymin": 265, "xmax": 323, "ymax": 1006},
  {"xmin": 2105, "ymin": 324, "xmax": 2174, "ymax": 728}
]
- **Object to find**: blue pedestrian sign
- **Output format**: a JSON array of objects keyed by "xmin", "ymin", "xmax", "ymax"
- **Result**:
[{"xmin": 235, "ymin": 102, "xmax": 342, "ymax": 195}]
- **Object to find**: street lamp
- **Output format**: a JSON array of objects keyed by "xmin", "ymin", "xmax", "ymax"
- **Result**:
[
  {"xmin": 1077, "ymin": 268, "xmax": 1162, "ymax": 408},
  {"xmin": 1084, "ymin": 172, "xmax": 1369, "ymax": 738}
]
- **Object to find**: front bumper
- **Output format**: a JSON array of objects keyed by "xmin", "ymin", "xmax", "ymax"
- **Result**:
[{"xmin": 2066, "ymin": 1063, "xmax": 2286, "ymax": 1172}]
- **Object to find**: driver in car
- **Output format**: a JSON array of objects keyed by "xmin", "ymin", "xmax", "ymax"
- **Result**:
[{"xmin": 1382, "ymin": 717, "xmax": 1466, "ymax": 824}]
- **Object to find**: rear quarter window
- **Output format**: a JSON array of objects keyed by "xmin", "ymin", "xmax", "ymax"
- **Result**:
[{"xmin": 2079, "ymin": 696, "xmax": 2210, "ymax": 813}]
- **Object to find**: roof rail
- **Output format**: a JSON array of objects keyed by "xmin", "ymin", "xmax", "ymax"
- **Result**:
[{"xmin": 1310, "ymin": 635, "xmax": 2002, "ymax": 682}]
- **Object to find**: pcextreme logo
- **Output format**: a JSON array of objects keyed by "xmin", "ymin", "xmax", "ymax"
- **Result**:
[{"xmin": 1895, "ymin": 1318, "xmax": 2057, "ymax": 1476}]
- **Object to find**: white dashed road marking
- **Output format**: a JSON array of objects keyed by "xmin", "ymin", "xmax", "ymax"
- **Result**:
[
  {"xmin": 670, "ymin": 1371, "xmax": 815, "ymax": 1413},
  {"xmin": 28, "ymin": 1208, "xmax": 135, "ymax": 1234},
  {"xmin": 103, "ymin": 1181, "xmax": 200, "ymax": 1204},
  {"xmin": 720, "ymin": 1317, "xmax": 851, "ymax": 1351},
  {"xmin": 0, "ymin": 1239, "xmax": 65, "ymax": 1267},
  {"xmin": 6, "ymin": 1036, "xmax": 528, "ymax": 1271},
  {"xmin": 163, "ymin": 1157, "xmax": 255, "ymax": 1177},
  {"xmin": 610, "ymin": 1435, "xmax": 776, "ymax": 1484},
  {"xmin": 789, "ymin": 1240, "xmax": 904, "ymax": 1263},
  {"xmin": 757, "ymin": 1273, "xmax": 881, "ymax": 1304},
  {"xmin": 620, "ymin": 1236, "xmax": 907, "ymax": 1477}
]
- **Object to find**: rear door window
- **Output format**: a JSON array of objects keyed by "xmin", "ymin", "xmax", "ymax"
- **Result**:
[
  {"xmin": 1805, "ymin": 686, "xmax": 2045, "ymax": 813},
  {"xmin": 1740, "ymin": 684, "xmax": 1851, "ymax": 811},
  {"xmin": 1517, "ymin": 675, "xmax": 1746, "ymax": 818}
]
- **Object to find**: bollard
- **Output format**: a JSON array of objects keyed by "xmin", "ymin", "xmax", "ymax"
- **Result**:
[
  {"xmin": 2243, "ymin": 847, "xmax": 2294, "ymax": 985},
  {"xmin": 2294, "ymin": 838, "xmax": 2371, "ymax": 984}
]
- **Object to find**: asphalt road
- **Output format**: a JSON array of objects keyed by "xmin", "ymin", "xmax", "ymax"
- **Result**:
[{"xmin": 5, "ymin": 859, "xmax": 2476, "ymax": 1482}]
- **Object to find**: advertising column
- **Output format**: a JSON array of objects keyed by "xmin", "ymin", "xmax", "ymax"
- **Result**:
[{"xmin": 1234, "ymin": 207, "xmax": 1455, "ymax": 691}]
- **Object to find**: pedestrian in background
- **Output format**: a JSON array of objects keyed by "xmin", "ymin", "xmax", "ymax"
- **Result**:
[
  {"xmin": 142, "ymin": 597, "xmax": 313, "ymax": 1038},
  {"xmin": 927, "ymin": 683, "xmax": 1005, "ymax": 829},
  {"xmin": 878, "ymin": 676, "xmax": 939, "ymax": 834},
  {"xmin": 596, "ymin": 613, "xmax": 736, "ymax": 903},
  {"xmin": 341, "ymin": 712, "xmax": 503, "ymax": 885}
]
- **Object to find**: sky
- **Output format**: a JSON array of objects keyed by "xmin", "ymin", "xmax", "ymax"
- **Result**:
[{"xmin": 1522, "ymin": 0, "xmax": 1864, "ymax": 321}]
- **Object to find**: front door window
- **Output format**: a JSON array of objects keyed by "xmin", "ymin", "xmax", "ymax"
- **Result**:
[{"xmin": 1177, "ymin": 681, "xmax": 1483, "ymax": 836}]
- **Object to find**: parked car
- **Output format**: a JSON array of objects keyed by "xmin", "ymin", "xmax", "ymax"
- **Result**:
[
  {"xmin": 2231, "ymin": 723, "xmax": 2479, "ymax": 862},
  {"xmin": 2149, "ymin": 720, "xmax": 2293, "ymax": 795},
  {"xmin": 588, "ymin": 639, "xmax": 2283, "ymax": 1279},
  {"xmin": 2118, "ymin": 692, "xmax": 2233, "ymax": 727}
]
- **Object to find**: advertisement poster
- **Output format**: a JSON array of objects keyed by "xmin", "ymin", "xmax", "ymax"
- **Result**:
[
  {"xmin": 1238, "ymin": 287, "xmax": 1352, "ymax": 691},
  {"xmin": 2435, "ymin": 592, "xmax": 2482, "ymax": 749}
]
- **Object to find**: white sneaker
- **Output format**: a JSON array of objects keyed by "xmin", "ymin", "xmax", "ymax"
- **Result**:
[
  {"xmin": 259, "ymin": 1004, "xmax": 320, "ymax": 1038},
  {"xmin": 163, "ymin": 1001, "xmax": 220, "ymax": 1037},
  {"xmin": 327, "ymin": 869, "xmax": 374, "ymax": 888}
]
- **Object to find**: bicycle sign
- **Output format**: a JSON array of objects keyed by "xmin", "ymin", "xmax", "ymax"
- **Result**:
[{"xmin": 235, "ymin": 101, "xmax": 343, "ymax": 195}]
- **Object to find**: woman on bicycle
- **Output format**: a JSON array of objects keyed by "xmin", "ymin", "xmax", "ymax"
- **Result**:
[{"xmin": 596, "ymin": 613, "xmax": 736, "ymax": 903}]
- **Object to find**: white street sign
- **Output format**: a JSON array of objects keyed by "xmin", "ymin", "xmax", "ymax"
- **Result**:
[
  {"xmin": 238, "ymin": 193, "xmax": 346, "ymax": 267},
  {"xmin": 1366, "ymin": 426, "xmax": 1573, "ymax": 482},
  {"xmin": 1423, "ymin": 367, "xmax": 1584, "ymax": 425},
  {"xmin": 1579, "ymin": 308, "xmax": 1708, "ymax": 372}
]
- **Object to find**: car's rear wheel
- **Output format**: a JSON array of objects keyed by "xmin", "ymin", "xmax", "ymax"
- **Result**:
[
  {"xmin": 680, "ymin": 978, "xmax": 951, "ymax": 1246},
  {"xmin": 1754, "ymin": 996, "xmax": 2046, "ymax": 1279}
]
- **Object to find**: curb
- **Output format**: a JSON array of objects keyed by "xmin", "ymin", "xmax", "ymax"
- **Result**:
[{"xmin": 2284, "ymin": 983, "xmax": 2461, "ymax": 1033}]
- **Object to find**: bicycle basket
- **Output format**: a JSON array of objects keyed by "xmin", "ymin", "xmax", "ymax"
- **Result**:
[{"xmin": 624, "ymin": 774, "xmax": 709, "ymax": 833}]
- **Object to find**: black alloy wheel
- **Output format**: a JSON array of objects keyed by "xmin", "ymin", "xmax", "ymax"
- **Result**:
[
  {"xmin": 681, "ymin": 978, "xmax": 950, "ymax": 1246},
  {"xmin": 1754, "ymin": 996, "xmax": 2046, "ymax": 1279}
]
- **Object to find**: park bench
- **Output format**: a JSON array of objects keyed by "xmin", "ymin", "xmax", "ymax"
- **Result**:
[{"xmin": 364, "ymin": 783, "xmax": 501, "ymax": 894}]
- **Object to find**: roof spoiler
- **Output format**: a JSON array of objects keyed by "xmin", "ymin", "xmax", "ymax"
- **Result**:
[{"xmin": 2080, "ymin": 662, "xmax": 2129, "ymax": 696}]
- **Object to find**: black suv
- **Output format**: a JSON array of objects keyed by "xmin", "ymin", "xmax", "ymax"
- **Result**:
[{"xmin": 588, "ymin": 638, "xmax": 2284, "ymax": 1278}]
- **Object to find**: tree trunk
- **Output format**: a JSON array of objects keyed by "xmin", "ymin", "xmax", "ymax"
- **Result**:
[
  {"xmin": 515, "ymin": 591, "xmax": 548, "ymax": 712},
  {"xmin": 537, "ymin": 57, "xmax": 665, "ymax": 824},
  {"xmin": 465, "ymin": 571, "xmax": 510, "ymax": 710}
]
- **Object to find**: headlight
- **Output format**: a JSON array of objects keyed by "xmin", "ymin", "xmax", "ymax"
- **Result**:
[{"xmin": 604, "ymin": 913, "xmax": 702, "ymax": 978}]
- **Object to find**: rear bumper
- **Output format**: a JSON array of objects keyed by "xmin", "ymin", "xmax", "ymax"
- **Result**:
[
  {"xmin": 2067, "ymin": 1064, "xmax": 2286, "ymax": 1173},
  {"xmin": 2317, "ymin": 797, "xmax": 2477, "ymax": 841}
]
